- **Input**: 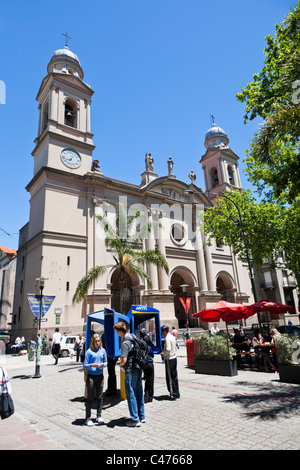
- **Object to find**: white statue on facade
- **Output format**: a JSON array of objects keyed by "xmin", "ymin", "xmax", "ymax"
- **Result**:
[
  {"xmin": 167, "ymin": 156, "xmax": 174, "ymax": 176},
  {"xmin": 188, "ymin": 170, "xmax": 196, "ymax": 183},
  {"xmin": 145, "ymin": 152, "xmax": 154, "ymax": 172}
]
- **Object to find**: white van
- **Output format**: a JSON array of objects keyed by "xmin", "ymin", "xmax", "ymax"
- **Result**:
[{"xmin": 59, "ymin": 335, "xmax": 78, "ymax": 357}]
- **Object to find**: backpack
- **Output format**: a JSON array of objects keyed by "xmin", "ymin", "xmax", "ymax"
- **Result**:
[{"xmin": 129, "ymin": 336, "xmax": 149, "ymax": 370}]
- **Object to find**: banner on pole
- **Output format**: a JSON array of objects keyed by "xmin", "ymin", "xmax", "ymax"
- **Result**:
[
  {"xmin": 27, "ymin": 294, "xmax": 55, "ymax": 318},
  {"xmin": 179, "ymin": 297, "xmax": 191, "ymax": 315}
]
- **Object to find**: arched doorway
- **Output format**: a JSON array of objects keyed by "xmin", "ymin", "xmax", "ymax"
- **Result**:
[
  {"xmin": 110, "ymin": 270, "xmax": 140, "ymax": 314},
  {"xmin": 170, "ymin": 270, "xmax": 198, "ymax": 328},
  {"xmin": 216, "ymin": 273, "xmax": 235, "ymax": 302}
]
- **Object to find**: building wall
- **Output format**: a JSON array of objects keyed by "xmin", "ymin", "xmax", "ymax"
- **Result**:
[
  {"xmin": 0, "ymin": 249, "xmax": 17, "ymax": 331},
  {"xmin": 10, "ymin": 47, "xmax": 263, "ymax": 340}
]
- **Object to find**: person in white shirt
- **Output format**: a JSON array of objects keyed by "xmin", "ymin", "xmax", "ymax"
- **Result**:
[
  {"xmin": 51, "ymin": 328, "xmax": 62, "ymax": 365},
  {"xmin": 161, "ymin": 325, "xmax": 180, "ymax": 400},
  {"xmin": 210, "ymin": 323, "xmax": 220, "ymax": 335}
]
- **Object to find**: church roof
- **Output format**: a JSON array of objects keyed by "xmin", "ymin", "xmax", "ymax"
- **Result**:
[
  {"xmin": 0, "ymin": 247, "xmax": 17, "ymax": 258},
  {"xmin": 205, "ymin": 123, "xmax": 228, "ymax": 139},
  {"xmin": 51, "ymin": 45, "xmax": 81, "ymax": 65}
]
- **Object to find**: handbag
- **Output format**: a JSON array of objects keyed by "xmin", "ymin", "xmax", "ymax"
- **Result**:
[{"xmin": 0, "ymin": 368, "xmax": 14, "ymax": 419}]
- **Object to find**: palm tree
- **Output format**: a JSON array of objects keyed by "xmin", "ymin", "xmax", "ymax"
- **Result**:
[{"xmin": 73, "ymin": 204, "xmax": 169, "ymax": 313}]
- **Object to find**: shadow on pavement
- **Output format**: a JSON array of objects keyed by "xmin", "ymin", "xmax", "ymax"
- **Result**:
[
  {"xmin": 71, "ymin": 416, "xmax": 128, "ymax": 427},
  {"xmin": 11, "ymin": 374, "xmax": 34, "ymax": 380},
  {"xmin": 222, "ymin": 381, "xmax": 300, "ymax": 421},
  {"xmin": 105, "ymin": 417, "xmax": 128, "ymax": 428}
]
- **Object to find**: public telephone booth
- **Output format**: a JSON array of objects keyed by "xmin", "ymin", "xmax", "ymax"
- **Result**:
[
  {"xmin": 85, "ymin": 307, "xmax": 129, "ymax": 357},
  {"xmin": 85, "ymin": 304, "xmax": 162, "ymax": 357},
  {"xmin": 85, "ymin": 305, "xmax": 162, "ymax": 401},
  {"xmin": 127, "ymin": 305, "xmax": 162, "ymax": 354}
]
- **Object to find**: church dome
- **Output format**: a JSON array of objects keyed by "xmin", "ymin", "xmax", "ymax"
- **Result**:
[
  {"xmin": 204, "ymin": 122, "xmax": 229, "ymax": 150},
  {"xmin": 47, "ymin": 45, "xmax": 84, "ymax": 80},
  {"xmin": 205, "ymin": 123, "xmax": 228, "ymax": 139},
  {"xmin": 51, "ymin": 46, "xmax": 81, "ymax": 65}
]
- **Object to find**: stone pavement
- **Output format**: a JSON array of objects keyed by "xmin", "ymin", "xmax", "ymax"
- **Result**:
[{"xmin": 1, "ymin": 346, "xmax": 300, "ymax": 451}]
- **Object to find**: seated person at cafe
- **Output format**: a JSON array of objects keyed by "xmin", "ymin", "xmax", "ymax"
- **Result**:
[
  {"xmin": 232, "ymin": 329, "xmax": 248, "ymax": 352},
  {"xmin": 263, "ymin": 328, "xmax": 274, "ymax": 344},
  {"xmin": 252, "ymin": 330, "xmax": 277, "ymax": 372}
]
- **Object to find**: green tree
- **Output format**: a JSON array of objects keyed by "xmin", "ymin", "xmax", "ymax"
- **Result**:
[
  {"xmin": 236, "ymin": 3, "xmax": 300, "ymax": 203},
  {"xmin": 73, "ymin": 203, "xmax": 169, "ymax": 313},
  {"xmin": 202, "ymin": 190, "xmax": 300, "ymax": 287}
]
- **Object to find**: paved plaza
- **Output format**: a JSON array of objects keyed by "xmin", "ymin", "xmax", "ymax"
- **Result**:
[{"xmin": 1, "ymin": 345, "xmax": 300, "ymax": 452}]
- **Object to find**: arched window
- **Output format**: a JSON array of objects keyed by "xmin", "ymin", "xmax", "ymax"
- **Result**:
[
  {"xmin": 210, "ymin": 167, "xmax": 219, "ymax": 188},
  {"xmin": 171, "ymin": 224, "xmax": 186, "ymax": 244},
  {"xmin": 64, "ymin": 99, "xmax": 77, "ymax": 128},
  {"xmin": 216, "ymin": 275, "xmax": 235, "ymax": 302},
  {"xmin": 228, "ymin": 165, "xmax": 235, "ymax": 185},
  {"xmin": 42, "ymin": 101, "xmax": 49, "ymax": 131}
]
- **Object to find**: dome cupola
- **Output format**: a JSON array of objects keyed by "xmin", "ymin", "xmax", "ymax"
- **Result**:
[
  {"xmin": 47, "ymin": 45, "xmax": 84, "ymax": 80},
  {"xmin": 204, "ymin": 122, "xmax": 229, "ymax": 150}
]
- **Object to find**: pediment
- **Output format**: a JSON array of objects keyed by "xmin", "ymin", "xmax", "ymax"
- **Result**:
[
  {"xmin": 142, "ymin": 176, "xmax": 212, "ymax": 207},
  {"xmin": 36, "ymin": 72, "xmax": 93, "ymax": 101},
  {"xmin": 200, "ymin": 146, "xmax": 239, "ymax": 163}
]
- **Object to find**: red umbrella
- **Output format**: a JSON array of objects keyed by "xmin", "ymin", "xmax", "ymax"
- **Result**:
[
  {"xmin": 249, "ymin": 299, "xmax": 295, "ymax": 314},
  {"xmin": 192, "ymin": 301, "xmax": 256, "ymax": 355},
  {"xmin": 193, "ymin": 301, "xmax": 255, "ymax": 323}
]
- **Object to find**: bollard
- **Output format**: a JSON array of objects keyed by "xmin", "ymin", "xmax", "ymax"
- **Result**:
[
  {"xmin": 186, "ymin": 338, "xmax": 195, "ymax": 367},
  {"xmin": 120, "ymin": 369, "xmax": 126, "ymax": 400}
]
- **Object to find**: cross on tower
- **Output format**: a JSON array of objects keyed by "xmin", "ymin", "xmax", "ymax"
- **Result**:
[
  {"xmin": 210, "ymin": 114, "xmax": 215, "ymax": 126},
  {"xmin": 62, "ymin": 32, "xmax": 71, "ymax": 47}
]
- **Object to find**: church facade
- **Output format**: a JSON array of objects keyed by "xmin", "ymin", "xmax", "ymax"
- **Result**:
[{"xmin": 12, "ymin": 45, "xmax": 257, "ymax": 339}]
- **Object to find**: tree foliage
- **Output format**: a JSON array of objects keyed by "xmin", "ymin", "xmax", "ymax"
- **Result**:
[
  {"xmin": 236, "ymin": 3, "xmax": 300, "ymax": 203},
  {"xmin": 202, "ymin": 190, "xmax": 300, "ymax": 287},
  {"xmin": 73, "ymin": 204, "xmax": 169, "ymax": 312}
]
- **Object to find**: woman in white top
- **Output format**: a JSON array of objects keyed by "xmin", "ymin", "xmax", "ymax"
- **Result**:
[{"xmin": 252, "ymin": 330, "xmax": 277, "ymax": 372}]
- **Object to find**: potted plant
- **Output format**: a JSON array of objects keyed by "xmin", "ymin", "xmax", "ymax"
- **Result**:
[
  {"xmin": 275, "ymin": 334, "xmax": 300, "ymax": 384},
  {"xmin": 194, "ymin": 332, "xmax": 238, "ymax": 376}
]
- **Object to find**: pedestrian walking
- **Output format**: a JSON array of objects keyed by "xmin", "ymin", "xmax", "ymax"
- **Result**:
[
  {"xmin": 161, "ymin": 325, "xmax": 180, "ymax": 400},
  {"xmin": 171, "ymin": 326, "xmax": 180, "ymax": 349},
  {"xmin": 0, "ymin": 366, "xmax": 14, "ymax": 420},
  {"xmin": 113, "ymin": 321, "xmax": 145, "ymax": 427},
  {"xmin": 101, "ymin": 334, "xmax": 118, "ymax": 396},
  {"xmin": 143, "ymin": 334, "xmax": 154, "ymax": 403},
  {"xmin": 51, "ymin": 328, "xmax": 62, "ymax": 365},
  {"xmin": 83, "ymin": 334, "xmax": 107, "ymax": 426},
  {"xmin": 74, "ymin": 334, "xmax": 84, "ymax": 362}
]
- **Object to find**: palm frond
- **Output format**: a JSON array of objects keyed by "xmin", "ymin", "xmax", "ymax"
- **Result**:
[
  {"xmin": 72, "ymin": 265, "xmax": 108, "ymax": 303},
  {"xmin": 74, "ymin": 203, "xmax": 169, "ymax": 303},
  {"xmin": 128, "ymin": 263, "xmax": 153, "ymax": 289},
  {"xmin": 95, "ymin": 214, "xmax": 115, "ymax": 236},
  {"xmin": 132, "ymin": 248, "xmax": 169, "ymax": 274}
]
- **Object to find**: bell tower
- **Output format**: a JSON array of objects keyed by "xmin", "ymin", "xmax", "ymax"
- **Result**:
[
  {"xmin": 32, "ymin": 44, "xmax": 95, "ymax": 176},
  {"xmin": 200, "ymin": 121, "xmax": 242, "ymax": 203}
]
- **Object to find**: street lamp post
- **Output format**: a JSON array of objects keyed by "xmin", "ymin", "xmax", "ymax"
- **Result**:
[
  {"xmin": 183, "ymin": 188, "xmax": 263, "ymax": 332},
  {"xmin": 180, "ymin": 284, "xmax": 190, "ymax": 339},
  {"xmin": 33, "ymin": 276, "xmax": 47, "ymax": 378},
  {"xmin": 220, "ymin": 193, "xmax": 263, "ymax": 332}
]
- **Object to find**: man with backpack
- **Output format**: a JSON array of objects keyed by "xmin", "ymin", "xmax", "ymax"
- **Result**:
[{"xmin": 113, "ymin": 321, "xmax": 146, "ymax": 427}]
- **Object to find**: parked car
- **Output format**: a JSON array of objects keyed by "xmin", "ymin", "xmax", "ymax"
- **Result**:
[
  {"xmin": 277, "ymin": 325, "xmax": 300, "ymax": 337},
  {"xmin": 59, "ymin": 335, "xmax": 79, "ymax": 357}
]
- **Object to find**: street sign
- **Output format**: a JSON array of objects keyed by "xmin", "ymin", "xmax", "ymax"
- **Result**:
[{"xmin": 27, "ymin": 294, "xmax": 55, "ymax": 318}]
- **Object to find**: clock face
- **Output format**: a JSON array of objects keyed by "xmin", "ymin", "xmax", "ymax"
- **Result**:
[{"xmin": 60, "ymin": 148, "xmax": 82, "ymax": 169}]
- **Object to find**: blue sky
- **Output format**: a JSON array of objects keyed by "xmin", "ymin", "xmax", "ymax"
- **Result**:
[{"xmin": 0, "ymin": 0, "xmax": 292, "ymax": 250}]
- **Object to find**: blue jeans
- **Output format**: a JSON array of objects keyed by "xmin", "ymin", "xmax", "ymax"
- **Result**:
[{"xmin": 125, "ymin": 368, "xmax": 145, "ymax": 423}]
